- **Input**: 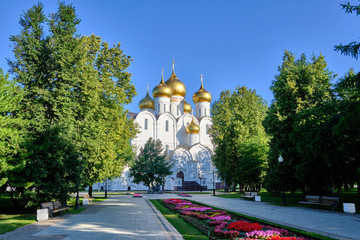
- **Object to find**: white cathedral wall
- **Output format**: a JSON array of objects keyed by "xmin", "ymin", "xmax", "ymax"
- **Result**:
[
  {"xmin": 199, "ymin": 117, "xmax": 213, "ymax": 148},
  {"xmin": 195, "ymin": 101, "xmax": 211, "ymax": 118},
  {"xmin": 132, "ymin": 111, "xmax": 156, "ymax": 154},
  {"xmin": 157, "ymin": 113, "xmax": 177, "ymax": 151},
  {"xmin": 154, "ymin": 96, "xmax": 170, "ymax": 115}
]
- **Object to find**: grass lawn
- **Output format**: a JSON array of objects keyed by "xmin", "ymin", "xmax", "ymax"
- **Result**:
[
  {"xmin": 215, "ymin": 189, "xmax": 360, "ymax": 213},
  {"xmin": 0, "ymin": 214, "xmax": 36, "ymax": 234},
  {"xmin": 0, "ymin": 194, "xmax": 108, "ymax": 235},
  {"xmin": 150, "ymin": 199, "xmax": 208, "ymax": 240}
]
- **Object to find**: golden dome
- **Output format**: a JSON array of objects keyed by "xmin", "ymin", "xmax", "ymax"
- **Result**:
[
  {"xmin": 152, "ymin": 69, "xmax": 172, "ymax": 98},
  {"xmin": 139, "ymin": 89, "xmax": 155, "ymax": 110},
  {"xmin": 165, "ymin": 60, "xmax": 186, "ymax": 97},
  {"xmin": 193, "ymin": 75, "xmax": 212, "ymax": 103},
  {"xmin": 186, "ymin": 118, "xmax": 200, "ymax": 134},
  {"xmin": 183, "ymin": 100, "xmax": 192, "ymax": 113}
]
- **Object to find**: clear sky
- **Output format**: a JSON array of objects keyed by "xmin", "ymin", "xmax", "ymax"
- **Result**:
[{"xmin": 1, "ymin": 0, "xmax": 359, "ymax": 113}]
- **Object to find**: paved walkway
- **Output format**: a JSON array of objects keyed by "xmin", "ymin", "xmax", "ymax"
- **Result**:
[
  {"xmin": 148, "ymin": 193, "xmax": 360, "ymax": 240},
  {"xmin": 0, "ymin": 195, "xmax": 183, "ymax": 240},
  {"xmin": 2, "ymin": 193, "xmax": 359, "ymax": 240}
]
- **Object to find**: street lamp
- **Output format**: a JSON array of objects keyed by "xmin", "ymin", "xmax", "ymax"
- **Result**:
[
  {"xmin": 212, "ymin": 170, "xmax": 217, "ymax": 196},
  {"xmin": 278, "ymin": 155, "xmax": 286, "ymax": 206},
  {"xmin": 198, "ymin": 171, "xmax": 203, "ymax": 192}
]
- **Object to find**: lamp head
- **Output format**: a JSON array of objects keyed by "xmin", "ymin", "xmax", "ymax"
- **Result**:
[{"xmin": 278, "ymin": 155, "xmax": 283, "ymax": 163}]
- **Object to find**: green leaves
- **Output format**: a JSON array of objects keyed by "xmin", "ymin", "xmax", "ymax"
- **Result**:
[
  {"xmin": 211, "ymin": 86, "xmax": 269, "ymax": 190},
  {"xmin": 130, "ymin": 138, "xmax": 173, "ymax": 190}
]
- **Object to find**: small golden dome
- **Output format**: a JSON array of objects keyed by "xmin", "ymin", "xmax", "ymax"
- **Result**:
[
  {"xmin": 186, "ymin": 118, "xmax": 200, "ymax": 134},
  {"xmin": 139, "ymin": 90, "xmax": 155, "ymax": 110},
  {"xmin": 193, "ymin": 75, "xmax": 212, "ymax": 103},
  {"xmin": 165, "ymin": 60, "xmax": 186, "ymax": 97},
  {"xmin": 183, "ymin": 100, "xmax": 192, "ymax": 113},
  {"xmin": 152, "ymin": 70, "xmax": 172, "ymax": 98}
]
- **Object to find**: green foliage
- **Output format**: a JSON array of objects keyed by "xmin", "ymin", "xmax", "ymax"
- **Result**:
[
  {"xmin": 5, "ymin": 2, "xmax": 137, "ymax": 205},
  {"xmin": 0, "ymin": 69, "xmax": 25, "ymax": 188},
  {"xmin": 130, "ymin": 138, "xmax": 172, "ymax": 190},
  {"xmin": 78, "ymin": 35, "xmax": 137, "ymax": 190},
  {"xmin": 264, "ymin": 51, "xmax": 334, "ymax": 194},
  {"xmin": 335, "ymin": 2, "xmax": 360, "ymax": 59},
  {"xmin": 211, "ymin": 86, "xmax": 269, "ymax": 190}
]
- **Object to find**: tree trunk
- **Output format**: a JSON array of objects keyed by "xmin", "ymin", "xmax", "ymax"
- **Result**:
[
  {"xmin": 75, "ymin": 190, "xmax": 79, "ymax": 209},
  {"xmin": 88, "ymin": 186, "xmax": 93, "ymax": 198}
]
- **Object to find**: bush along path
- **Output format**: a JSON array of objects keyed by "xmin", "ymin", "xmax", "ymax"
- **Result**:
[{"xmin": 159, "ymin": 198, "xmax": 328, "ymax": 240}]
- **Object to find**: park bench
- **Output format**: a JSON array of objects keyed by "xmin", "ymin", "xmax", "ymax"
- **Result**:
[
  {"xmin": 242, "ymin": 192, "xmax": 258, "ymax": 199},
  {"xmin": 40, "ymin": 201, "xmax": 70, "ymax": 217},
  {"xmin": 83, "ymin": 194, "xmax": 94, "ymax": 203},
  {"xmin": 299, "ymin": 195, "xmax": 339, "ymax": 211}
]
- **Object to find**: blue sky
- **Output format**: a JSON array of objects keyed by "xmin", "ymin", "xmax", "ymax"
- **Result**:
[{"xmin": 1, "ymin": 0, "xmax": 359, "ymax": 113}]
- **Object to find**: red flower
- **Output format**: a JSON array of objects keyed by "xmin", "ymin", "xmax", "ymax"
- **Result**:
[{"xmin": 227, "ymin": 221, "xmax": 263, "ymax": 232}]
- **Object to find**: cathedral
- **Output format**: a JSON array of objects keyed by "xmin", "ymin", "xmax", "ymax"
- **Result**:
[{"xmin": 93, "ymin": 61, "xmax": 219, "ymax": 191}]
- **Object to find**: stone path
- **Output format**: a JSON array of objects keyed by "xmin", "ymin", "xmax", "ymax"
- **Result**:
[
  {"xmin": 150, "ymin": 193, "xmax": 360, "ymax": 240},
  {"xmin": 0, "ymin": 195, "xmax": 183, "ymax": 240},
  {"xmin": 2, "ymin": 193, "xmax": 359, "ymax": 240}
]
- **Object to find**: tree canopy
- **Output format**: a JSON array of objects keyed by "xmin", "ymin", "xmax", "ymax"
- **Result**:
[
  {"xmin": 263, "ymin": 51, "xmax": 334, "ymax": 194},
  {"xmin": 4, "ymin": 2, "xmax": 137, "ymax": 205},
  {"xmin": 130, "ymin": 138, "xmax": 173, "ymax": 191},
  {"xmin": 211, "ymin": 86, "xmax": 269, "ymax": 191}
]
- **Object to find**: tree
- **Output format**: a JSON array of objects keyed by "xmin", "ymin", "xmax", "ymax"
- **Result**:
[
  {"xmin": 0, "ymin": 69, "xmax": 29, "ymax": 207},
  {"xmin": 7, "ymin": 2, "xmax": 137, "ymax": 204},
  {"xmin": 211, "ymin": 86, "xmax": 269, "ymax": 191},
  {"xmin": 130, "ymin": 138, "xmax": 172, "ymax": 191},
  {"xmin": 263, "ymin": 51, "xmax": 334, "ymax": 194},
  {"xmin": 335, "ymin": 2, "xmax": 360, "ymax": 59},
  {"xmin": 7, "ymin": 2, "xmax": 85, "ymax": 205},
  {"xmin": 332, "ymin": 70, "xmax": 360, "ymax": 195},
  {"xmin": 78, "ymin": 35, "xmax": 137, "ymax": 197}
]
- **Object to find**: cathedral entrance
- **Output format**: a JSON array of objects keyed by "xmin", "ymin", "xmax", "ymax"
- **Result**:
[{"xmin": 177, "ymin": 171, "xmax": 184, "ymax": 182}]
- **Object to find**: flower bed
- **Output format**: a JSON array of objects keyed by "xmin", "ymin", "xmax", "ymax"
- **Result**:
[{"xmin": 160, "ymin": 198, "xmax": 311, "ymax": 239}]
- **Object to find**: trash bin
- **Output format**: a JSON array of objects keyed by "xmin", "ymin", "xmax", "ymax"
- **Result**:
[
  {"xmin": 83, "ymin": 199, "xmax": 89, "ymax": 205},
  {"xmin": 37, "ymin": 209, "xmax": 49, "ymax": 221},
  {"xmin": 343, "ymin": 203, "xmax": 356, "ymax": 213}
]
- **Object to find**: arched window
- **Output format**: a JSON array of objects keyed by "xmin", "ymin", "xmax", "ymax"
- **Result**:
[
  {"xmin": 158, "ymin": 103, "xmax": 160, "ymax": 112},
  {"xmin": 199, "ymin": 108, "xmax": 201, "ymax": 116},
  {"xmin": 177, "ymin": 105, "xmax": 179, "ymax": 115},
  {"xmin": 144, "ymin": 118, "xmax": 148, "ymax": 130},
  {"xmin": 165, "ymin": 120, "xmax": 169, "ymax": 132},
  {"xmin": 164, "ymin": 104, "xmax": 166, "ymax": 112}
]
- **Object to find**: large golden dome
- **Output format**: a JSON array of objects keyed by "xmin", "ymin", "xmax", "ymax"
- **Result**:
[
  {"xmin": 183, "ymin": 99, "xmax": 192, "ymax": 113},
  {"xmin": 165, "ymin": 61, "xmax": 186, "ymax": 97},
  {"xmin": 186, "ymin": 118, "xmax": 200, "ymax": 134},
  {"xmin": 139, "ymin": 89, "xmax": 155, "ymax": 110},
  {"xmin": 152, "ymin": 70, "xmax": 172, "ymax": 98},
  {"xmin": 193, "ymin": 75, "xmax": 212, "ymax": 103}
]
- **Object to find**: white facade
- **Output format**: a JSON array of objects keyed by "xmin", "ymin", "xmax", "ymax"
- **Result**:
[{"xmin": 93, "ymin": 65, "xmax": 218, "ymax": 191}]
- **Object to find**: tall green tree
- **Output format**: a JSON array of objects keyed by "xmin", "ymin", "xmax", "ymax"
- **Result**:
[
  {"xmin": 8, "ymin": 2, "xmax": 85, "ymax": 205},
  {"xmin": 78, "ymin": 34, "xmax": 137, "ymax": 197},
  {"xmin": 263, "ymin": 51, "xmax": 334, "ymax": 194},
  {"xmin": 130, "ymin": 138, "xmax": 172, "ymax": 191},
  {"xmin": 211, "ymin": 86, "xmax": 269, "ymax": 191},
  {"xmin": 334, "ymin": 2, "xmax": 360, "ymax": 194},
  {"xmin": 7, "ymin": 2, "xmax": 137, "ymax": 203},
  {"xmin": 0, "ymin": 69, "xmax": 29, "ymax": 207}
]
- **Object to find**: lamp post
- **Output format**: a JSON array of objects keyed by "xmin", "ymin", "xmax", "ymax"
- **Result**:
[
  {"xmin": 212, "ymin": 170, "xmax": 217, "ymax": 196},
  {"xmin": 278, "ymin": 155, "xmax": 286, "ymax": 206},
  {"xmin": 198, "ymin": 171, "xmax": 203, "ymax": 192}
]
